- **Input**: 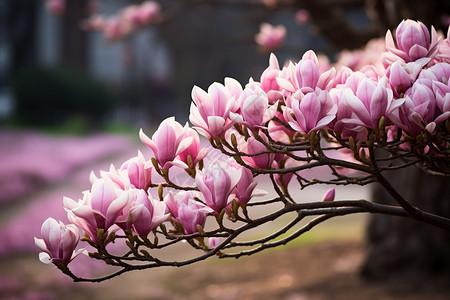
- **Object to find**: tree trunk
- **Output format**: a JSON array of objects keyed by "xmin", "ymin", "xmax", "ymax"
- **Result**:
[
  {"xmin": 61, "ymin": 0, "xmax": 88, "ymax": 70},
  {"xmin": 362, "ymin": 165, "xmax": 450, "ymax": 281}
]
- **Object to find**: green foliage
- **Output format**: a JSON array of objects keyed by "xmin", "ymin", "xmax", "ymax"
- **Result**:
[{"xmin": 12, "ymin": 66, "xmax": 117, "ymax": 127}]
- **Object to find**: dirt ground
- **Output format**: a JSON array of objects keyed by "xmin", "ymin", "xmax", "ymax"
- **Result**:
[{"xmin": 2, "ymin": 239, "xmax": 449, "ymax": 300}]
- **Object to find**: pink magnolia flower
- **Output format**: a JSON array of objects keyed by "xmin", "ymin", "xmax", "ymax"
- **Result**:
[
  {"xmin": 137, "ymin": 1, "xmax": 160, "ymax": 25},
  {"xmin": 89, "ymin": 164, "xmax": 129, "ymax": 191},
  {"xmin": 321, "ymin": 188, "xmax": 335, "ymax": 202},
  {"xmin": 225, "ymin": 77, "xmax": 244, "ymax": 113},
  {"xmin": 389, "ymin": 81, "xmax": 437, "ymax": 136},
  {"xmin": 295, "ymin": 9, "xmax": 310, "ymax": 25},
  {"xmin": 177, "ymin": 124, "xmax": 208, "ymax": 167},
  {"xmin": 335, "ymin": 50, "xmax": 364, "ymax": 71},
  {"xmin": 435, "ymin": 27, "xmax": 450, "ymax": 64},
  {"xmin": 268, "ymin": 111, "xmax": 297, "ymax": 143},
  {"xmin": 416, "ymin": 63, "xmax": 450, "ymax": 128},
  {"xmin": 260, "ymin": 54, "xmax": 284, "ymax": 104},
  {"xmin": 387, "ymin": 58, "xmax": 430, "ymax": 97},
  {"xmin": 82, "ymin": 14, "xmax": 106, "ymax": 31},
  {"xmin": 89, "ymin": 152, "xmax": 152, "ymax": 191},
  {"xmin": 208, "ymin": 237, "xmax": 221, "ymax": 249},
  {"xmin": 283, "ymin": 89, "xmax": 337, "ymax": 134},
  {"xmin": 127, "ymin": 189, "xmax": 168, "ymax": 237},
  {"xmin": 340, "ymin": 77, "xmax": 402, "ymax": 130},
  {"xmin": 140, "ymin": 117, "xmax": 193, "ymax": 169},
  {"xmin": 255, "ymin": 23, "xmax": 286, "ymax": 52},
  {"xmin": 34, "ymin": 218, "xmax": 82, "ymax": 265},
  {"xmin": 103, "ymin": 17, "xmax": 127, "ymax": 40},
  {"xmin": 63, "ymin": 179, "xmax": 132, "ymax": 242},
  {"xmin": 195, "ymin": 162, "xmax": 241, "ymax": 213},
  {"xmin": 121, "ymin": 5, "xmax": 141, "ymax": 28},
  {"xmin": 277, "ymin": 51, "xmax": 335, "ymax": 105},
  {"xmin": 418, "ymin": 62, "xmax": 450, "ymax": 83},
  {"xmin": 165, "ymin": 192, "xmax": 213, "ymax": 234},
  {"xmin": 383, "ymin": 19, "xmax": 440, "ymax": 66},
  {"xmin": 119, "ymin": 151, "xmax": 152, "ymax": 189},
  {"xmin": 241, "ymin": 136, "xmax": 281, "ymax": 169},
  {"xmin": 432, "ymin": 80, "xmax": 450, "ymax": 124},
  {"xmin": 273, "ymin": 158, "xmax": 297, "ymax": 190},
  {"xmin": 329, "ymin": 87, "xmax": 367, "ymax": 141},
  {"xmin": 229, "ymin": 161, "xmax": 266, "ymax": 207},
  {"xmin": 230, "ymin": 83, "xmax": 278, "ymax": 131},
  {"xmin": 189, "ymin": 81, "xmax": 237, "ymax": 138},
  {"xmin": 46, "ymin": 0, "xmax": 65, "ymax": 16}
]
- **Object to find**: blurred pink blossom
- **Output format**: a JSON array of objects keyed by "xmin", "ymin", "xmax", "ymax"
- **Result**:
[
  {"xmin": 255, "ymin": 23, "xmax": 286, "ymax": 52},
  {"xmin": 295, "ymin": 9, "xmax": 310, "ymax": 25},
  {"xmin": 46, "ymin": 0, "xmax": 65, "ymax": 16}
]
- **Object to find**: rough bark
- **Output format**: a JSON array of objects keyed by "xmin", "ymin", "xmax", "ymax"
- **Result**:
[{"xmin": 362, "ymin": 165, "xmax": 450, "ymax": 280}]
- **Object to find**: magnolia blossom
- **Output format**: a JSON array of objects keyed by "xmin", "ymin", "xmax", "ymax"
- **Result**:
[
  {"xmin": 321, "ymin": 188, "xmax": 335, "ymax": 202},
  {"xmin": 138, "ymin": 1, "xmax": 161, "ymax": 25},
  {"xmin": 83, "ymin": 1, "xmax": 160, "ymax": 40},
  {"xmin": 435, "ymin": 27, "xmax": 450, "ymax": 64},
  {"xmin": 340, "ymin": 77, "xmax": 402, "ymax": 130},
  {"xmin": 255, "ymin": 23, "xmax": 286, "ymax": 52},
  {"xmin": 208, "ymin": 237, "xmax": 221, "ymax": 249},
  {"xmin": 389, "ymin": 63, "xmax": 450, "ymax": 135},
  {"xmin": 125, "ymin": 189, "xmax": 169, "ymax": 237},
  {"xmin": 120, "ymin": 1, "xmax": 160, "ymax": 27},
  {"xmin": 229, "ymin": 161, "xmax": 266, "ymax": 207},
  {"xmin": 34, "ymin": 218, "xmax": 82, "ymax": 265},
  {"xmin": 283, "ymin": 89, "xmax": 337, "ymax": 135},
  {"xmin": 432, "ymin": 80, "xmax": 450, "ymax": 122},
  {"xmin": 230, "ymin": 82, "xmax": 278, "ymax": 131},
  {"xmin": 90, "ymin": 152, "xmax": 152, "ymax": 191},
  {"xmin": 119, "ymin": 151, "xmax": 152, "ymax": 189},
  {"xmin": 259, "ymin": 54, "xmax": 283, "ymax": 104},
  {"xmin": 46, "ymin": 0, "xmax": 65, "ymax": 16},
  {"xmin": 268, "ymin": 111, "xmax": 297, "ymax": 143},
  {"xmin": 273, "ymin": 157, "xmax": 298, "ymax": 190},
  {"xmin": 63, "ymin": 179, "xmax": 131, "ymax": 242},
  {"xmin": 332, "ymin": 67, "xmax": 354, "ymax": 88},
  {"xmin": 241, "ymin": 136, "xmax": 281, "ymax": 169},
  {"xmin": 277, "ymin": 50, "xmax": 336, "ymax": 100},
  {"xmin": 383, "ymin": 19, "xmax": 440, "ymax": 66},
  {"xmin": 140, "ymin": 117, "xmax": 193, "ymax": 169},
  {"xmin": 389, "ymin": 81, "xmax": 437, "ymax": 136},
  {"xmin": 189, "ymin": 81, "xmax": 237, "ymax": 138},
  {"xmin": 165, "ymin": 192, "xmax": 213, "ymax": 234},
  {"xmin": 387, "ymin": 58, "xmax": 430, "ymax": 97},
  {"xmin": 295, "ymin": 9, "xmax": 310, "ymax": 25},
  {"xmin": 103, "ymin": 17, "xmax": 128, "ymax": 40},
  {"xmin": 177, "ymin": 125, "xmax": 208, "ymax": 168},
  {"xmin": 195, "ymin": 162, "xmax": 241, "ymax": 213}
]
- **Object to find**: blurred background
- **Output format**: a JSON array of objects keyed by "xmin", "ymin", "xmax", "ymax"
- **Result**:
[{"xmin": 0, "ymin": 0, "xmax": 449, "ymax": 299}]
